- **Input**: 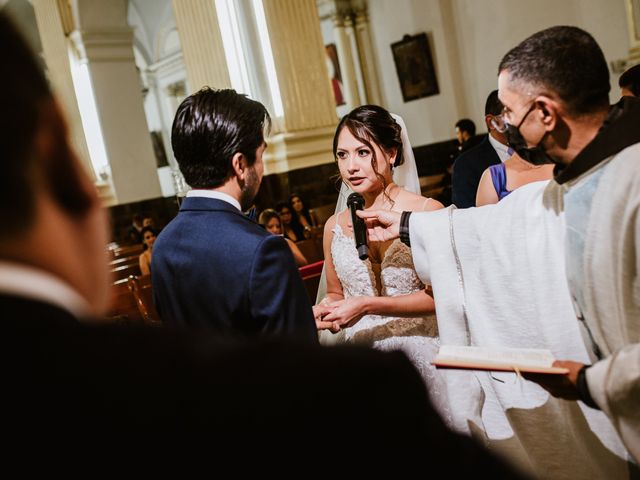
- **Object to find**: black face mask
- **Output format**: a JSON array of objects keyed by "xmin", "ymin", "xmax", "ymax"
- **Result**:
[{"xmin": 504, "ymin": 103, "xmax": 554, "ymax": 166}]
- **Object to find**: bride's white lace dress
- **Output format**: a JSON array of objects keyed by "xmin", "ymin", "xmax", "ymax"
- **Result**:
[{"xmin": 331, "ymin": 222, "xmax": 453, "ymax": 425}]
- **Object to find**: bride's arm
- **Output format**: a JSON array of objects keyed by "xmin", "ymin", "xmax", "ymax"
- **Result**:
[
  {"xmin": 317, "ymin": 214, "xmax": 345, "ymax": 305},
  {"xmin": 313, "ymin": 215, "xmax": 344, "ymax": 330},
  {"xmin": 323, "ymin": 289, "xmax": 435, "ymax": 329}
]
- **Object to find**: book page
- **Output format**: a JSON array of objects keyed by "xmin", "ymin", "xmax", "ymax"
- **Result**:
[
  {"xmin": 436, "ymin": 345, "xmax": 555, "ymax": 368},
  {"xmin": 433, "ymin": 345, "xmax": 569, "ymax": 374}
]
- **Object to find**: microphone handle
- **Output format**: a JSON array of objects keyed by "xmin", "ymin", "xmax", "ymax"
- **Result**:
[{"xmin": 350, "ymin": 203, "xmax": 369, "ymax": 260}]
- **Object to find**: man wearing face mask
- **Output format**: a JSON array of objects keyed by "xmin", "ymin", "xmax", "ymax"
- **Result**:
[
  {"xmin": 495, "ymin": 26, "xmax": 640, "ymax": 462},
  {"xmin": 452, "ymin": 90, "xmax": 511, "ymax": 208},
  {"xmin": 358, "ymin": 25, "xmax": 640, "ymax": 470}
]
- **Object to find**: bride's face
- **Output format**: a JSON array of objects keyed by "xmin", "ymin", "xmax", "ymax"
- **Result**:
[{"xmin": 336, "ymin": 127, "xmax": 395, "ymax": 194}]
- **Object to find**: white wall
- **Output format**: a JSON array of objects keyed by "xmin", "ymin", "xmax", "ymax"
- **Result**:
[
  {"xmin": 369, "ymin": 0, "xmax": 464, "ymax": 145},
  {"xmin": 368, "ymin": 0, "xmax": 631, "ymax": 146},
  {"xmin": 452, "ymin": 0, "xmax": 629, "ymax": 130}
]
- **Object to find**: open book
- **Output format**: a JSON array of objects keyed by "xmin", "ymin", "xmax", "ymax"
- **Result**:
[{"xmin": 433, "ymin": 345, "xmax": 570, "ymax": 374}]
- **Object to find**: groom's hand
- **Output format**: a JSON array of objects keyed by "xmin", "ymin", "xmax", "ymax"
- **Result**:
[
  {"xmin": 356, "ymin": 210, "xmax": 401, "ymax": 242},
  {"xmin": 313, "ymin": 304, "xmax": 340, "ymax": 332}
]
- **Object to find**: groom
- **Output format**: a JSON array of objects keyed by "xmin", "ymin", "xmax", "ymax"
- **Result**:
[
  {"xmin": 153, "ymin": 88, "xmax": 321, "ymax": 340},
  {"xmin": 356, "ymin": 26, "xmax": 640, "ymax": 463}
]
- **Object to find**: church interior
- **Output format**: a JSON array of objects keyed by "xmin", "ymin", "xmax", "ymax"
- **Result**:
[
  {"xmin": 4, "ymin": 0, "xmax": 636, "ymax": 324},
  {"xmin": 0, "ymin": 0, "xmax": 634, "ymax": 312},
  {"xmin": 2, "ymin": 0, "xmax": 640, "ymax": 468}
]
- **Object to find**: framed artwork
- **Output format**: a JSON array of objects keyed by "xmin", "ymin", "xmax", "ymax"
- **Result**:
[
  {"xmin": 391, "ymin": 33, "xmax": 439, "ymax": 102},
  {"xmin": 325, "ymin": 43, "xmax": 345, "ymax": 106},
  {"xmin": 150, "ymin": 131, "xmax": 168, "ymax": 168}
]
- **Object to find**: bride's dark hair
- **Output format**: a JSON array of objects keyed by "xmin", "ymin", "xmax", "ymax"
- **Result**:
[
  {"xmin": 332, "ymin": 105, "xmax": 404, "ymax": 203},
  {"xmin": 333, "ymin": 105, "xmax": 404, "ymax": 168}
]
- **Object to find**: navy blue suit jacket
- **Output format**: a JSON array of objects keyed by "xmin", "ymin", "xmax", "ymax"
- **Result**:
[
  {"xmin": 152, "ymin": 197, "xmax": 317, "ymax": 343},
  {"xmin": 452, "ymin": 136, "xmax": 501, "ymax": 208}
]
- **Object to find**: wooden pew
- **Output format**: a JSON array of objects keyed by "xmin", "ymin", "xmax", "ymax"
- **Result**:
[
  {"xmin": 299, "ymin": 260, "xmax": 324, "ymax": 304},
  {"xmin": 105, "ymin": 278, "xmax": 143, "ymax": 324},
  {"xmin": 295, "ymin": 239, "xmax": 323, "ymax": 264},
  {"xmin": 127, "ymin": 275, "xmax": 161, "ymax": 326}
]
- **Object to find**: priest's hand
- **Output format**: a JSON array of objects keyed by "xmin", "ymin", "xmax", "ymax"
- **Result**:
[
  {"xmin": 356, "ymin": 210, "xmax": 401, "ymax": 242},
  {"xmin": 523, "ymin": 360, "xmax": 583, "ymax": 401}
]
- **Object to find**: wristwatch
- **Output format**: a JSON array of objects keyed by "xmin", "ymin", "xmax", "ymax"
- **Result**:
[
  {"xmin": 399, "ymin": 211, "xmax": 412, "ymax": 247},
  {"xmin": 577, "ymin": 365, "xmax": 599, "ymax": 409}
]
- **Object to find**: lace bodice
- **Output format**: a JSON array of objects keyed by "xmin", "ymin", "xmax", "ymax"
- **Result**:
[
  {"xmin": 330, "ymin": 222, "xmax": 438, "ymax": 342},
  {"xmin": 329, "ymin": 221, "xmax": 451, "ymax": 426},
  {"xmin": 331, "ymin": 223, "xmax": 424, "ymax": 297}
]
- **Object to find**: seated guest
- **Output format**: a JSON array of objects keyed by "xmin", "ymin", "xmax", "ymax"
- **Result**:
[
  {"xmin": 126, "ymin": 213, "xmax": 144, "ymax": 244},
  {"xmin": 289, "ymin": 193, "xmax": 314, "ymax": 230},
  {"xmin": 476, "ymin": 152, "xmax": 554, "ymax": 206},
  {"xmin": 259, "ymin": 209, "xmax": 308, "ymax": 266},
  {"xmin": 138, "ymin": 226, "xmax": 157, "ymax": 276},
  {"xmin": 454, "ymin": 118, "xmax": 478, "ymax": 153},
  {"xmin": 276, "ymin": 201, "xmax": 305, "ymax": 242},
  {"xmin": 142, "ymin": 214, "xmax": 155, "ymax": 229}
]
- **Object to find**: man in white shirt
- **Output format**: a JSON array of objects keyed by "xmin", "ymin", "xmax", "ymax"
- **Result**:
[{"xmin": 452, "ymin": 90, "xmax": 511, "ymax": 208}]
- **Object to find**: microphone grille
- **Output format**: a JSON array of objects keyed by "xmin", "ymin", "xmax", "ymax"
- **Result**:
[{"xmin": 347, "ymin": 192, "xmax": 364, "ymax": 207}]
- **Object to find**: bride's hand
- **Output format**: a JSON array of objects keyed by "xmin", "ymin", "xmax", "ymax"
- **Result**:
[
  {"xmin": 313, "ymin": 304, "xmax": 339, "ymax": 331},
  {"xmin": 322, "ymin": 297, "xmax": 368, "ymax": 330}
]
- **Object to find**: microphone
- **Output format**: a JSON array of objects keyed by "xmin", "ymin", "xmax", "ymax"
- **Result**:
[{"xmin": 346, "ymin": 192, "xmax": 368, "ymax": 260}]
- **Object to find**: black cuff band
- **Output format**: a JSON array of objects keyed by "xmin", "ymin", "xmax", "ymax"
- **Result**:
[
  {"xmin": 577, "ymin": 365, "xmax": 599, "ymax": 409},
  {"xmin": 399, "ymin": 211, "xmax": 412, "ymax": 246}
]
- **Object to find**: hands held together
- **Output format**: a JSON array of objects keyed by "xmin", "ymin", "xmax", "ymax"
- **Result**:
[{"xmin": 313, "ymin": 297, "xmax": 368, "ymax": 332}]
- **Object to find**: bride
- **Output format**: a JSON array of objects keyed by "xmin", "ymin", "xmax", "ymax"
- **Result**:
[{"xmin": 314, "ymin": 105, "xmax": 452, "ymax": 422}]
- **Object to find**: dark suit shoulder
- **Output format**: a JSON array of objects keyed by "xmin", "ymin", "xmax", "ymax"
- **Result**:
[
  {"xmin": 0, "ymin": 295, "xmax": 79, "ymax": 330},
  {"xmin": 454, "ymin": 137, "xmax": 497, "ymax": 166}
]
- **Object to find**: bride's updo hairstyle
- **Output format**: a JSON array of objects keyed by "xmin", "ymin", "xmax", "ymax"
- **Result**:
[
  {"xmin": 333, "ymin": 105, "xmax": 404, "ymax": 170},
  {"xmin": 333, "ymin": 105, "xmax": 404, "ymax": 199}
]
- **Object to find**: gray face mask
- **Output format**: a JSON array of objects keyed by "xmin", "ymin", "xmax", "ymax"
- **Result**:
[{"xmin": 503, "ymin": 103, "xmax": 554, "ymax": 166}]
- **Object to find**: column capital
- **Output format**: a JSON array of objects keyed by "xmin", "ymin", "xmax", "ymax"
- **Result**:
[
  {"xmin": 263, "ymin": 126, "xmax": 336, "ymax": 174},
  {"xmin": 148, "ymin": 51, "xmax": 185, "ymax": 79},
  {"xmin": 70, "ymin": 27, "xmax": 135, "ymax": 62},
  {"xmin": 353, "ymin": 9, "xmax": 368, "ymax": 26},
  {"xmin": 332, "ymin": 13, "xmax": 345, "ymax": 28},
  {"xmin": 343, "ymin": 15, "xmax": 354, "ymax": 29}
]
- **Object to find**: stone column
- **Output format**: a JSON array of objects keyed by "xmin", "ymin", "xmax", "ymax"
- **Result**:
[
  {"xmin": 344, "ymin": 15, "xmax": 366, "ymax": 104},
  {"xmin": 627, "ymin": 0, "xmax": 640, "ymax": 63},
  {"xmin": 260, "ymin": 0, "xmax": 338, "ymax": 173},
  {"xmin": 171, "ymin": 0, "xmax": 231, "ymax": 92},
  {"xmin": 353, "ymin": 8, "xmax": 382, "ymax": 105},
  {"xmin": 71, "ymin": 0, "xmax": 161, "ymax": 204},
  {"xmin": 32, "ymin": 0, "xmax": 95, "ymax": 181},
  {"xmin": 333, "ymin": 14, "xmax": 360, "ymax": 109}
]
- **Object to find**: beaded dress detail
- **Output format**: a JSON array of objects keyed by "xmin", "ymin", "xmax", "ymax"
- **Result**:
[{"xmin": 331, "ymin": 222, "xmax": 452, "ymax": 425}]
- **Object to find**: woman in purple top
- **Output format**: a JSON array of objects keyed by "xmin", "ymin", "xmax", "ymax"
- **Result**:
[{"xmin": 476, "ymin": 152, "xmax": 554, "ymax": 206}]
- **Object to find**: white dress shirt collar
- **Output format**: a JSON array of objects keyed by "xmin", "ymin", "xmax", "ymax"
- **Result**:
[
  {"xmin": 186, "ymin": 189, "xmax": 241, "ymax": 211},
  {"xmin": 0, "ymin": 261, "xmax": 92, "ymax": 319},
  {"xmin": 488, "ymin": 134, "xmax": 512, "ymax": 163}
]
